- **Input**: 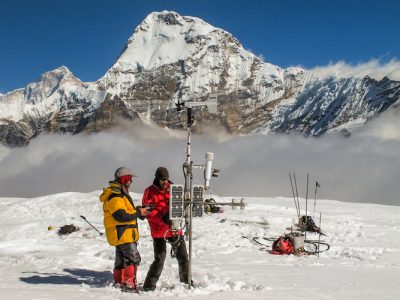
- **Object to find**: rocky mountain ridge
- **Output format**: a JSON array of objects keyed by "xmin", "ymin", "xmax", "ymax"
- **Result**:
[{"xmin": 1, "ymin": 11, "xmax": 399, "ymax": 146}]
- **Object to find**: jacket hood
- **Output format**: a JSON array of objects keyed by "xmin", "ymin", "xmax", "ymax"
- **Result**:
[{"xmin": 99, "ymin": 181, "xmax": 123, "ymax": 203}]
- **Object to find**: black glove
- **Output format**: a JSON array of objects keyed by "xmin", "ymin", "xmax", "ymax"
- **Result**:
[
  {"xmin": 144, "ymin": 203, "xmax": 154, "ymax": 211},
  {"xmin": 135, "ymin": 206, "xmax": 145, "ymax": 220},
  {"xmin": 162, "ymin": 212, "xmax": 172, "ymax": 226}
]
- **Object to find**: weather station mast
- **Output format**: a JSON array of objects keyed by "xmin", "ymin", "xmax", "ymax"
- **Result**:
[{"xmin": 169, "ymin": 91, "xmax": 220, "ymax": 289}]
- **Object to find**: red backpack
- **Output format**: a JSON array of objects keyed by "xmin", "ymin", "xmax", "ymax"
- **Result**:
[{"xmin": 271, "ymin": 236, "xmax": 294, "ymax": 255}]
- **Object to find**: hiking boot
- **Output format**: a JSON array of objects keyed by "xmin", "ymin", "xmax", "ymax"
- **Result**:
[
  {"xmin": 182, "ymin": 279, "xmax": 195, "ymax": 287},
  {"xmin": 143, "ymin": 285, "xmax": 156, "ymax": 292},
  {"xmin": 122, "ymin": 284, "xmax": 139, "ymax": 293}
]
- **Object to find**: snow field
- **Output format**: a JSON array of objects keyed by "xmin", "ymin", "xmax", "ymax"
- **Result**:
[{"xmin": 0, "ymin": 192, "xmax": 399, "ymax": 299}]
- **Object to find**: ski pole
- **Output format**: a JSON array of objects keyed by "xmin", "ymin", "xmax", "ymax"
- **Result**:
[
  {"xmin": 318, "ymin": 213, "xmax": 322, "ymax": 257},
  {"xmin": 80, "ymin": 215, "xmax": 103, "ymax": 236},
  {"xmin": 313, "ymin": 181, "xmax": 320, "ymax": 219},
  {"xmin": 305, "ymin": 173, "xmax": 309, "ymax": 241},
  {"xmin": 289, "ymin": 173, "xmax": 300, "ymax": 219},
  {"xmin": 293, "ymin": 173, "xmax": 300, "ymax": 219}
]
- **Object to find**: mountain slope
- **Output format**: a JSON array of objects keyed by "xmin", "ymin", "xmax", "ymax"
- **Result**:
[
  {"xmin": 0, "ymin": 67, "xmax": 105, "ymax": 146},
  {"xmin": 0, "ymin": 11, "xmax": 399, "ymax": 146}
]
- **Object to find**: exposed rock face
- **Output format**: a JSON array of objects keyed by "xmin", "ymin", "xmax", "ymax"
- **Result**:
[
  {"xmin": 0, "ymin": 11, "xmax": 399, "ymax": 146},
  {"xmin": 83, "ymin": 95, "xmax": 140, "ymax": 133},
  {"xmin": 0, "ymin": 120, "xmax": 36, "ymax": 147}
]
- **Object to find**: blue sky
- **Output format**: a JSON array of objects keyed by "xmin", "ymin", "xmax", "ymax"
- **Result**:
[{"xmin": 1, "ymin": 0, "xmax": 399, "ymax": 92}]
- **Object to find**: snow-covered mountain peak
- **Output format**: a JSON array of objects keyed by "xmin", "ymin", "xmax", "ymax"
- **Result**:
[
  {"xmin": 22, "ymin": 66, "xmax": 82, "ymax": 105},
  {"xmin": 98, "ymin": 10, "xmax": 299, "ymax": 108},
  {"xmin": 111, "ymin": 11, "xmax": 254, "ymax": 73},
  {"xmin": 37, "ymin": 65, "xmax": 76, "ymax": 81},
  {"xmin": 1, "ymin": 12, "xmax": 399, "ymax": 147},
  {"xmin": 0, "ymin": 66, "xmax": 85, "ymax": 123},
  {"xmin": 33, "ymin": 66, "xmax": 81, "ymax": 89}
]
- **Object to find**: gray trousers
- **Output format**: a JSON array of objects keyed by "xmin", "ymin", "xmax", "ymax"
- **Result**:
[{"xmin": 114, "ymin": 242, "xmax": 141, "ymax": 268}]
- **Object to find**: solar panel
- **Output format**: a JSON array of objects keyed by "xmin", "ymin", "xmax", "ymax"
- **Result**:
[
  {"xmin": 170, "ymin": 184, "xmax": 184, "ymax": 219},
  {"xmin": 192, "ymin": 185, "xmax": 204, "ymax": 217}
]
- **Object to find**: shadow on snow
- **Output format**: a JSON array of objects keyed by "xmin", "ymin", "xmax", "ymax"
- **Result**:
[{"xmin": 19, "ymin": 268, "xmax": 112, "ymax": 287}]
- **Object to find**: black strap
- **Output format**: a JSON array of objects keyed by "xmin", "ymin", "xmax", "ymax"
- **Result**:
[
  {"xmin": 108, "ymin": 193, "xmax": 122, "ymax": 202},
  {"xmin": 116, "ymin": 224, "xmax": 137, "ymax": 240}
]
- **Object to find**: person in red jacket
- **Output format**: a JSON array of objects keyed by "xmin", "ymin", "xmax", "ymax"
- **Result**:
[{"xmin": 142, "ymin": 167, "xmax": 189, "ymax": 291}]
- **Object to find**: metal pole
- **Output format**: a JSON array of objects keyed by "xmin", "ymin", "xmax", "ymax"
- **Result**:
[
  {"xmin": 80, "ymin": 215, "xmax": 103, "ymax": 236},
  {"xmin": 185, "ymin": 107, "xmax": 193, "ymax": 290},
  {"xmin": 289, "ymin": 173, "xmax": 299, "ymax": 219},
  {"xmin": 305, "ymin": 173, "xmax": 309, "ymax": 240},
  {"xmin": 188, "ymin": 161, "xmax": 193, "ymax": 289},
  {"xmin": 293, "ymin": 173, "xmax": 300, "ymax": 217},
  {"xmin": 318, "ymin": 213, "xmax": 322, "ymax": 257},
  {"xmin": 313, "ymin": 185, "xmax": 317, "ymax": 219},
  {"xmin": 305, "ymin": 173, "xmax": 309, "ymax": 217}
]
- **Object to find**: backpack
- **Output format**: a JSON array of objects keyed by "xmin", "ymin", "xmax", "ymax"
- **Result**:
[
  {"xmin": 204, "ymin": 198, "xmax": 224, "ymax": 214},
  {"xmin": 58, "ymin": 224, "xmax": 79, "ymax": 235},
  {"xmin": 271, "ymin": 236, "xmax": 294, "ymax": 255},
  {"xmin": 299, "ymin": 216, "xmax": 321, "ymax": 233}
]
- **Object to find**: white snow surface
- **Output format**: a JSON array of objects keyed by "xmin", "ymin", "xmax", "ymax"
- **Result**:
[{"xmin": 0, "ymin": 191, "xmax": 399, "ymax": 299}]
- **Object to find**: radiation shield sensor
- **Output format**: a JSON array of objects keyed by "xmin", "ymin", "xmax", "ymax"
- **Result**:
[{"xmin": 204, "ymin": 152, "xmax": 214, "ymax": 189}]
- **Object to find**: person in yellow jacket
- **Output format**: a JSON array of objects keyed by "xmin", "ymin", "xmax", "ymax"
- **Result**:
[{"xmin": 99, "ymin": 167, "xmax": 150, "ymax": 292}]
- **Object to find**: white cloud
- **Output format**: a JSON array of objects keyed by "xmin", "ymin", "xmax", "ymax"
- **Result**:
[
  {"xmin": 305, "ymin": 58, "xmax": 400, "ymax": 81},
  {"xmin": 0, "ymin": 120, "xmax": 399, "ymax": 206},
  {"xmin": 356, "ymin": 104, "xmax": 400, "ymax": 140}
]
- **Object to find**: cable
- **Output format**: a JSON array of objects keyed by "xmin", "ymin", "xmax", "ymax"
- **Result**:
[
  {"xmin": 243, "ymin": 235, "xmax": 331, "ymax": 255},
  {"xmin": 164, "ymin": 228, "xmax": 185, "ymax": 257}
]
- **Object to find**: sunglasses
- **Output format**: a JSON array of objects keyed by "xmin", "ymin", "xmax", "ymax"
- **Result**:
[{"xmin": 119, "ymin": 174, "xmax": 133, "ymax": 184}]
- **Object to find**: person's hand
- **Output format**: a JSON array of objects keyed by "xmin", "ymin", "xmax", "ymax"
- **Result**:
[
  {"xmin": 144, "ymin": 203, "xmax": 154, "ymax": 211},
  {"xmin": 139, "ymin": 207, "xmax": 150, "ymax": 217}
]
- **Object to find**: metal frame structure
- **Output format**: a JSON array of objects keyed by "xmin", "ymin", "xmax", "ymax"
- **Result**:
[{"xmin": 169, "ymin": 94, "xmax": 219, "ymax": 289}]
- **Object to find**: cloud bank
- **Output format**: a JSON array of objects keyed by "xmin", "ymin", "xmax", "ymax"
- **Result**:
[
  {"xmin": 306, "ymin": 58, "xmax": 400, "ymax": 81},
  {"xmin": 0, "ymin": 115, "xmax": 399, "ymax": 206}
]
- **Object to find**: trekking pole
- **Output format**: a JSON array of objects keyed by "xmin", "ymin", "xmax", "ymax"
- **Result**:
[
  {"xmin": 289, "ymin": 173, "xmax": 300, "ymax": 219},
  {"xmin": 80, "ymin": 215, "xmax": 103, "ymax": 236},
  {"xmin": 305, "ymin": 173, "xmax": 309, "ymax": 241},
  {"xmin": 317, "ymin": 213, "xmax": 322, "ymax": 257},
  {"xmin": 293, "ymin": 173, "xmax": 300, "ymax": 218},
  {"xmin": 313, "ymin": 181, "xmax": 320, "ymax": 219}
]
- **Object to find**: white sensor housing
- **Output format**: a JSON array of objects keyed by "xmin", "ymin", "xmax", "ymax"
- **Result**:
[{"xmin": 204, "ymin": 152, "xmax": 214, "ymax": 188}]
